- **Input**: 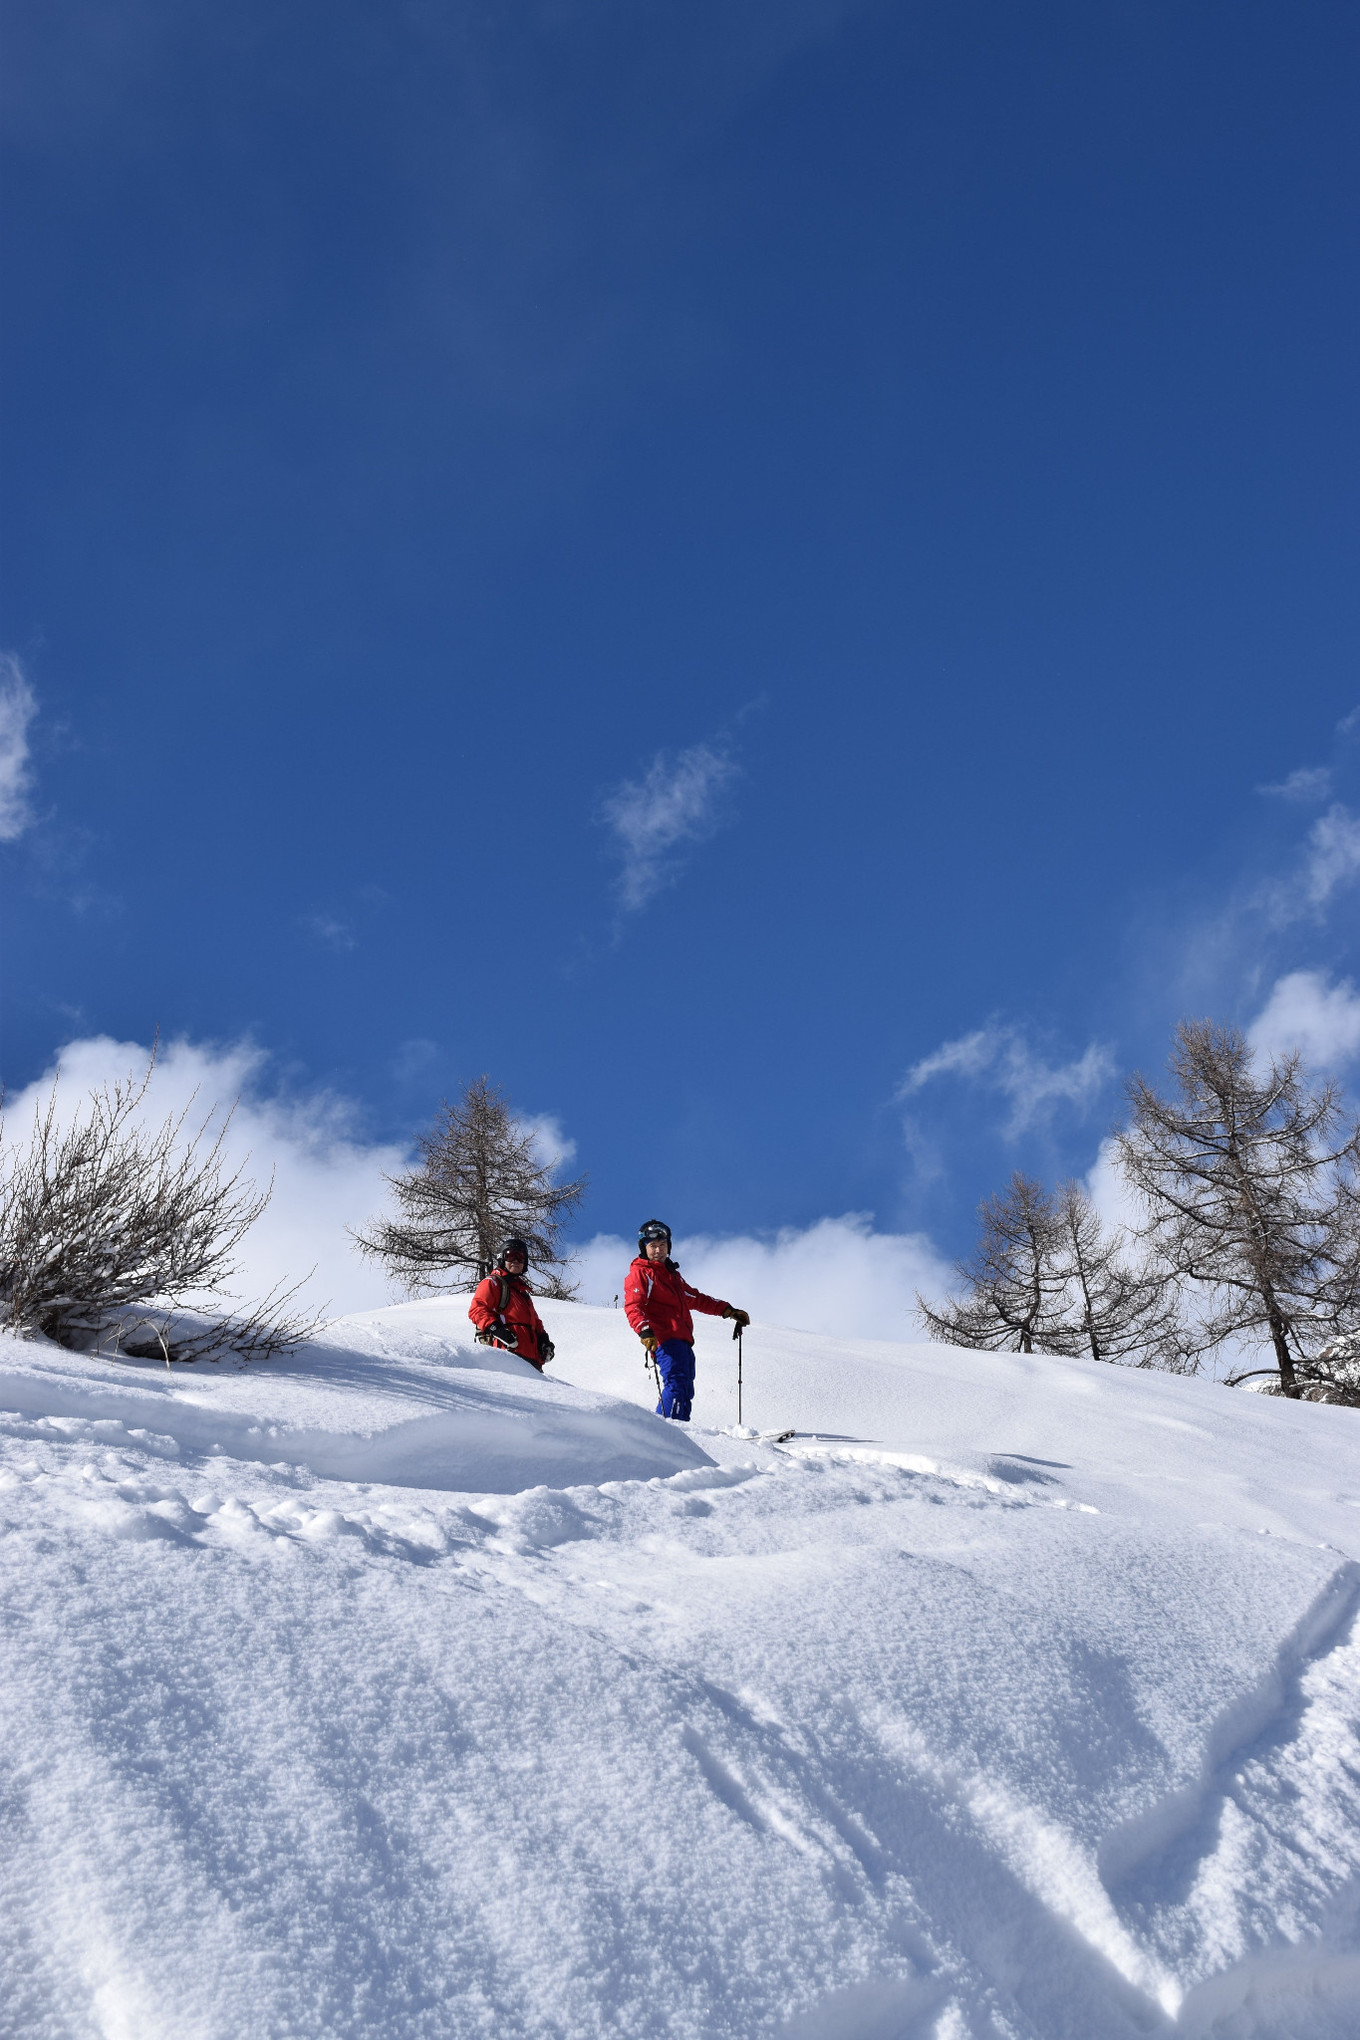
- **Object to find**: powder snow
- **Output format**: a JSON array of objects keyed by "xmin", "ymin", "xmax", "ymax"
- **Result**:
[{"xmin": 1, "ymin": 1299, "xmax": 1357, "ymax": 2039}]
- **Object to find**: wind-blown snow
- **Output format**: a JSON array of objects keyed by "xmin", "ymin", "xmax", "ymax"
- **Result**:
[{"xmin": 2, "ymin": 1299, "xmax": 1357, "ymax": 2038}]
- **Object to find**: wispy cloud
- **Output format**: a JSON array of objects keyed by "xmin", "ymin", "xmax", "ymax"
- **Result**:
[
  {"xmin": 0, "ymin": 653, "xmax": 38, "ymax": 842},
  {"xmin": 901, "ymin": 1023, "xmax": 1115, "ymax": 1139},
  {"xmin": 304, "ymin": 913, "xmax": 357, "ymax": 952},
  {"xmin": 1257, "ymin": 765, "xmax": 1332, "ymax": 803},
  {"xmin": 1302, "ymin": 805, "xmax": 1360, "ymax": 909},
  {"xmin": 602, "ymin": 740, "xmax": 738, "ymax": 912},
  {"xmin": 1247, "ymin": 969, "xmax": 1360, "ymax": 1071},
  {"xmin": 1259, "ymin": 803, "xmax": 1360, "ymax": 926},
  {"xmin": 3, "ymin": 2, "xmax": 869, "ymax": 417},
  {"xmin": 391, "ymin": 1038, "xmax": 441, "ymax": 1085}
]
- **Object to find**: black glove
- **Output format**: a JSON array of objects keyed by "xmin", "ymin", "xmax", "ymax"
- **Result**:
[
  {"xmin": 539, "ymin": 1335, "xmax": 555, "ymax": 1365},
  {"xmin": 725, "ymin": 1307, "xmax": 750, "ymax": 1333},
  {"xmin": 477, "ymin": 1319, "xmax": 518, "ymax": 1351}
]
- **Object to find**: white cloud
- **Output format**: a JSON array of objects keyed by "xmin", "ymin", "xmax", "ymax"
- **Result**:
[
  {"xmin": 1247, "ymin": 970, "xmax": 1360, "ymax": 1071},
  {"xmin": 569, "ymin": 1215, "xmax": 953, "ymax": 1341},
  {"xmin": 1, "ymin": 1035, "xmax": 409, "ymax": 1317},
  {"xmin": 901, "ymin": 1024, "xmax": 1115, "ymax": 1138},
  {"xmin": 1082, "ymin": 1137, "xmax": 1143, "ymax": 1238},
  {"xmin": 1337, "ymin": 706, "xmax": 1360, "ymax": 738},
  {"xmin": 1262, "ymin": 803, "xmax": 1360, "ymax": 925},
  {"xmin": 1257, "ymin": 766, "xmax": 1332, "ymax": 803},
  {"xmin": 518, "ymin": 1113, "xmax": 578, "ymax": 1174},
  {"xmin": 903, "ymin": 1028, "xmax": 997, "ymax": 1088},
  {"xmin": 304, "ymin": 913, "xmax": 357, "ymax": 952},
  {"xmin": 1302, "ymin": 805, "xmax": 1360, "ymax": 910},
  {"xmin": 602, "ymin": 741, "xmax": 738, "ymax": 911},
  {"xmin": 0, "ymin": 653, "xmax": 38, "ymax": 842},
  {"xmin": 900, "ymin": 1113, "xmax": 944, "ymax": 1188}
]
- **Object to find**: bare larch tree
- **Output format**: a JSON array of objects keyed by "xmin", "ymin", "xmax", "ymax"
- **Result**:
[
  {"xmin": 0, "ymin": 1050, "xmax": 318, "ymax": 1363},
  {"xmin": 1047, "ymin": 1179, "xmax": 1184, "ymax": 1367},
  {"xmin": 352, "ymin": 1075, "xmax": 587, "ymax": 1297},
  {"xmin": 1115, "ymin": 1019, "xmax": 1360, "ymax": 1397},
  {"xmin": 918, "ymin": 1172, "xmax": 1070, "ymax": 1353},
  {"xmin": 919, "ymin": 1170, "xmax": 1180, "ymax": 1363}
]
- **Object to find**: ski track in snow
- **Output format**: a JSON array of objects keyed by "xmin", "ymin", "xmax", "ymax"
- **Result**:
[{"xmin": 1, "ymin": 1303, "xmax": 1358, "ymax": 2039}]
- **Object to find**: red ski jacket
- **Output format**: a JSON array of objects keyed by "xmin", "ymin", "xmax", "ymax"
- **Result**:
[
  {"xmin": 469, "ymin": 1271, "xmax": 548, "ymax": 1369},
  {"xmin": 624, "ymin": 1255, "xmax": 729, "ymax": 1346}
]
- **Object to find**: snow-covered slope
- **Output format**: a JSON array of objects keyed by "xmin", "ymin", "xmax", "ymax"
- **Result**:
[{"xmin": 2, "ymin": 1300, "xmax": 1357, "ymax": 2040}]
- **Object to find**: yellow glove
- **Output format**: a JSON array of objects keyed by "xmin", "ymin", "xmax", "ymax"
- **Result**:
[{"xmin": 640, "ymin": 1333, "xmax": 658, "ymax": 1357}]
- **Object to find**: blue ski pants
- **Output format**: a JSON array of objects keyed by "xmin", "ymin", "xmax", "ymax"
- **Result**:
[{"xmin": 654, "ymin": 1339, "xmax": 696, "ymax": 1422}]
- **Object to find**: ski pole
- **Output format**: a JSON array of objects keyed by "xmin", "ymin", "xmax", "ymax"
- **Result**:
[{"xmin": 736, "ymin": 1324, "xmax": 743, "ymax": 1428}]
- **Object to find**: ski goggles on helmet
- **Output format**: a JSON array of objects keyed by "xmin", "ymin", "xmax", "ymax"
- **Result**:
[{"xmin": 638, "ymin": 1220, "xmax": 671, "ymax": 1249}]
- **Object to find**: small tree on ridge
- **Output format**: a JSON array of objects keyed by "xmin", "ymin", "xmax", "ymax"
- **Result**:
[
  {"xmin": 918, "ymin": 1172, "xmax": 1070, "ymax": 1353},
  {"xmin": 919, "ymin": 1171, "xmax": 1180, "ymax": 1363},
  {"xmin": 352, "ymin": 1075, "xmax": 586, "ymax": 1296}
]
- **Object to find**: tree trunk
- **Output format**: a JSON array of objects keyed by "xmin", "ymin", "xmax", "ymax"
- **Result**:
[
  {"xmin": 1074, "ymin": 1255, "xmax": 1102, "ymax": 1363},
  {"xmin": 1266, "ymin": 1304, "xmax": 1299, "ymax": 1397}
]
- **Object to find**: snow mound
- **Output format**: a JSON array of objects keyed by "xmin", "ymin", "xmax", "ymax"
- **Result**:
[
  {"xmin": 0, "ymin": 1300, "xmax": 713, "ymax": 1493},
  {"xmin": 2, "ymin": 1297, "xmax": 1358, "ymax": 2039}
]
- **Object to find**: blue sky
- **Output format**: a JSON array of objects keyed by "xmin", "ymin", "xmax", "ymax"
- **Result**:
[{"xmin": 3, "ymin": 0, "xmax": 1359, "ymax": 1286}]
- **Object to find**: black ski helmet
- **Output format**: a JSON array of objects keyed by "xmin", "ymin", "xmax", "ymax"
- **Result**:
[
  {"xmin": 498, "ymin": 1236, "xmax": 529, "ymax": 1267},
  {"xmin": 637, "ymin": 1219, "xmax": 671, "ymax": 1254}
]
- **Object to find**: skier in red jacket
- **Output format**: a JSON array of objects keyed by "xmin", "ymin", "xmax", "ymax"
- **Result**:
[
  {"xmin": 624, "ymin": 1219, "xmax": 748, "ymax": 1421},
  {"xmin": 468, "ymin": 1237, "xmax": 555, "ymax": 1372}
]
